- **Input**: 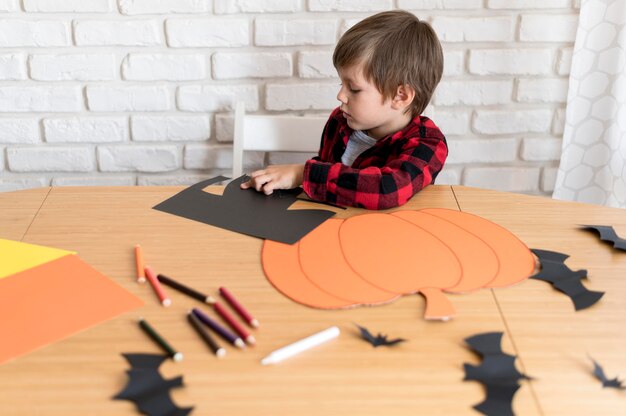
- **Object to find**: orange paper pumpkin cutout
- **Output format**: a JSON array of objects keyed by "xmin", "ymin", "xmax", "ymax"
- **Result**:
[
  {"xmin": 299, "ymin": 218, "xmax": 398, "ymax": 305},
  {"xmin": 262, "ymin": 208, "xmax": 535, "ymax": 320},
  {"xmin": 262, "ymin": 238, "xmax": 353, "ymax": 309}
]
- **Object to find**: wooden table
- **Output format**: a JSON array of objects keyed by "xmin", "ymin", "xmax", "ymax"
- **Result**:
[{"xmin": 0, "ymin": 184, "xmax": 624, "ymax": 416}]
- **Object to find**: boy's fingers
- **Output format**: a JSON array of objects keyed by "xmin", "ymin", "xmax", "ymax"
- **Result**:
[
  {"xmin": 262, "ymin": 180, "xmax": 277, "ymax": 195},
  {"xmin": 253, "ymin": 175, "xmax": 271, "ymax": 192}
]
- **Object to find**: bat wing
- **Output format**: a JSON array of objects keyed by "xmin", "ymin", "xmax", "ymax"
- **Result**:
[
  {"xmin": 465, "ymin": 332, "xmax": 504, "ymax": 356},
  {"xmin": 379, "ymin": 337, "xmax": 407, "ymax": 346},
  {"xmin": 554, "ymin": 279, "xmax": 604, "ymax": 311},
  {"xmin": 113, "ymin": 371, "xmax": 183, "ymax": 401},
  {"xmin": 122, "ymin": 353, "xmax": 167, "ymax": 371},
  {"xmin": 356, "ymin": 324, "xmax": 407, "ymax": 347},
  {"xmin": 530, "ymin": 249, "xmax": 602, "ymax": 310},
  {"xmin": 591, "ymin": 358, "xmax": 608, "ymax": 383},
  {"xmin": 590, "ymin": 357, "xmax": 626, "ymax": 389},
  {"xmin": 356, "ymin": 324, "xmax": 377, "ymax": 345},
  {"xmin": 531, "ymin": 248, "xmax": 570, "ymax": 263},
  {"xmin": 530, "ymin": 249, "xmax": 588, "ymax": 284},
  {"xmin": 582, "ymin": 225, "xmax": 626, "ymax": 251},
  {"xmin": 473, "ymin": 382, "xmax": 520, "ymax": 416},
  {"xmin": 133, "ymin": 392, "xmax": 194, "ymax": 416}
]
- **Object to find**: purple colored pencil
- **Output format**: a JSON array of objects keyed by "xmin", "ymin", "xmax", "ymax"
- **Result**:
[{"xmin": 191, "ymin": 308, "xmax": 245, "ymax": 349}]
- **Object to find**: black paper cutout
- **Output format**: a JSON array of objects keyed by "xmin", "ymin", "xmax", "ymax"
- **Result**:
[
  {"xmin": 355, "ymin": 324, "xmax": 406, "ymax": 347},
  {"xmin": 590, "ymin": 357, "xmax": 626, "ymax": 390},
  {"xmin": 153, "ymin": 175, "xmax": 336, "ymax": 244},
  {"xmin": 580, "ymin": 225, "xmax": 626, "ymax": 251},
  {"xmin": 113, "ymin": 353, "xmax": 193, "ymax": 416},
  {"xmin": 463, "ymin": 332, "xmax": 531, "ymax": 416},
  {"xmin": 530, "ymin": 249, "xmax": 604, "ymax": 311}
]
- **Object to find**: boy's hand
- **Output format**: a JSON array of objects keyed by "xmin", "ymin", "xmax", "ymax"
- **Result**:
[{"xmin": 240, "ymin": 164, "xmax": 305, "ymax": 195}]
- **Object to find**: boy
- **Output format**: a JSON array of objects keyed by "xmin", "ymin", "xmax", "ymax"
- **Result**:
[{"xmin": 241, "ymin": 10, "xmax": 447, "ymax": 210}]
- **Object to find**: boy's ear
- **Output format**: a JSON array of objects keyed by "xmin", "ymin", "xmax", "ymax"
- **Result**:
[{"xmin": 391, "ymin": 84, "xmax": 416, "ymax": 110}]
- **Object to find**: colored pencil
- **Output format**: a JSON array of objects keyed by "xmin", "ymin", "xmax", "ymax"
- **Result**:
[
  {"xmin": 138, "ymin": 318, "xmax": 183, "ymax": 362},
  {"xmin": 219, "ymin": 286, "xmax": 259, "ymax": 328},
  {"xmin": 187, "ymin": 312, "xmax": 225, "ymax": 358},
  {"xmin": 191, "ymin": 308, "xmax": 245, "ymax": 349},
  {"xmin": 214, "ymin": 302, "xmax": 255, "ymax": 345},
  {"xmin": 260, "ymin": 326, "xmax": 340, "ymax": 365},
  {"xmin": 157, "ymin": 274, "xmax": 215, "ymax": 304},
  {"xmin": 134, "ymin": 244, "xmax": 146, "ymax": 283},
  {"xmin": 144, "ymin": 266, "xmax": 171, "ymax": 307}
]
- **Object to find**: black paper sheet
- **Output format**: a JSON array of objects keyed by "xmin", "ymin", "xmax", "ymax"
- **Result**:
[{"xmin": 153, "ymin": 175, "xmax": 336, "ymax": 244}]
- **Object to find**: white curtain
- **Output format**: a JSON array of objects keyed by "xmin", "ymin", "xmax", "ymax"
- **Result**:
[{"xmin": 553, "ymin": 0, "xmax": 626, "ymax": 208}]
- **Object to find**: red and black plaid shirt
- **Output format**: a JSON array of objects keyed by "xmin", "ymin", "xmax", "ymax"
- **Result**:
[{"xmin": 302, "ymin": 107, "xmax": 448, "ymax": 210}]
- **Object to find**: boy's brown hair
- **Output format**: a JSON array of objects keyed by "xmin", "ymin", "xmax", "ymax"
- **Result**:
[{"xmin": 333, "ymin": 10, "xmax": 443, "ymax": 117}]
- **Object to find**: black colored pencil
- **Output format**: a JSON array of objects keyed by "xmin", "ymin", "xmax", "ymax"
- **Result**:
[
  {"xmin": 187, "ymin": 312, "xmax": 225, "ymax": 358},
  {"xmin": 138, "ymin": 318, "xmax": 183, "ymax": 362},
  {"xmin": 157, "ymin": 274, "xmax": 215, "ymax": 304}
]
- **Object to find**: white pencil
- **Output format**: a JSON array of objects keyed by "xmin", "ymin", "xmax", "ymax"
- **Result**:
[{"xmin": 260, "ymin": 326, "xmax": 340, "ymax": 365}]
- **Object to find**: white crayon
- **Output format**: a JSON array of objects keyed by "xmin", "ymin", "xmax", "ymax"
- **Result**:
[{"xmin": 261, "ymin": 326, "xmax": 340, "ymax": 365}]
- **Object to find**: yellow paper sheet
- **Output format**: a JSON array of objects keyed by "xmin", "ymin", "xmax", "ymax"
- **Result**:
[{"xmin": 0, "ymin": 239, "xmax": 75, "ymax": 279}]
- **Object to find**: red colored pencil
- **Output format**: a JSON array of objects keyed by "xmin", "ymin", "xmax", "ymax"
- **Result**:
[
  {"xmin": 144, "ymin": 266, "xmax": 171, "ymax": 307},
  {"xmin": 134, "ymin": 244, "xmax": 146, "ymax": 283},
  {"xmin": 219, "ymin": 286, "xmax": 259, "ymax": 328},
  {"xmin": 214, "ymin": 302, "xmax": 255, "ymax": 345}
]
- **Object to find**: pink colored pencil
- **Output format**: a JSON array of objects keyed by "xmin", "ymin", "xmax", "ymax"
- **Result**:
[
  {"xmin": 219, "ymin": 286, "xmax": 259, "ymax": 328},
  {"xmin": 144, "ymin": 266, "xmax": 171, "ymax": 307},
  {"xmin": 214, "ymin": 302, "xmax": 255, "ymax": 345},
  {"xmin": 134, "ymin": 244, "xmax": 146, "ymax": 283}
]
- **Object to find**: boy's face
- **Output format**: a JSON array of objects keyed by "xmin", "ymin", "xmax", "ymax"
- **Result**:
[{"xmin": 336, "ymin": 63, "xmax": 410, "ymax": 139}]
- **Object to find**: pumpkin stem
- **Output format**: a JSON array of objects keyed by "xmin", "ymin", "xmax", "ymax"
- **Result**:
[{"xmin": 420, "ymin": 288, "xmax": 455, "ymax": 321}]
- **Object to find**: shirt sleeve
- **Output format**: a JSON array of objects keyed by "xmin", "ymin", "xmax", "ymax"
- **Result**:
[{"xmin": 302, "ymin": 131, "xmax": 448, "ymax": 210}]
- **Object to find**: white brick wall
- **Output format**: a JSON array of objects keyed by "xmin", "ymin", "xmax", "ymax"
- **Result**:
[
  {"xmin": 0, "ymin": 20, "xmax": 71, "ymax": 47},
  {"xmin": 0, "ymin": 2, "xmax": 579, "ymax": 196},
  {"xmin": 0, "ymin": 119, "xmax": 40, "ymax": 144},
  {"xmin": 0, "ymin": 1, "xmax": 19, "ymax": 12},
  {"xmin": 8, "ymin": 147, "xmax": 95, "ymax": 172},
  {"xmin": 43, "ymin": 117, "xmax": 128, "ymax": 143},
  {"xmin": 255, "ymin": 19, "xmax": 337, "ymax": 46},
  {"xmin": 131, "ymin": 115, "xmax": 210, "ymax": 141},
  {"xmin": 98, "ymin": 145, "xmax": 180, "ymax": 172},
  {"xmin": 23, "ymin": 0, "xmax": 112, "ymax": 12},
  {"xmin": 122, "ymin": 54, "xmax": 207, "ymax": 81},
  {"xmin": 74, "ymin": 20, "xmax": 162, "ymax": 46},
  {"xmin": 432, "ymin": 16, "xmax": 514, "ymax": 42},
  {"xmin": 166, "ymin": 19, "xmax": 249, "ymax": 48},
  {"xmin": 86, "ymin": 86, "xmax": 171, "ymax": 112},
  {"xmin": 213, "ymin": 52, "xmax": 292, "ymax": 79},
  {"xmin": 0, "ymin": 54, "xmax": 27, "ymax": 80},
  {"xmin": 119, "ymin": 0, "xmax": 211, "ymax": 15},
  {"xmin": 30, "ymin": 54, "xmax": 116, "ymax": 81}
]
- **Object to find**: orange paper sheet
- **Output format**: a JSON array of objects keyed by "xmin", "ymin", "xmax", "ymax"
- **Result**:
[{"xmin": 0, "ymin": 254, "xmax": 143, "ymax": 364}]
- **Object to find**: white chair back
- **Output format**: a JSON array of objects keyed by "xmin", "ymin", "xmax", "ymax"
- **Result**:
[{"xmin": 232, "ymin": 102, "xmax": 327, "ymax": 178}]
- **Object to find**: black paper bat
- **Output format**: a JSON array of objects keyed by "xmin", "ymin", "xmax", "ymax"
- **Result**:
[
  {"xmin": 113, "ymin": 353, "xmax": 194, "ymax": 416},
  {"xmin": 153, "ymin": 175, "xmax": 336, "ymax": 244},
  {"xmin": 355, "ymin": 324, "xmax": 407, "ymax": 347},
  {"xmin": 463, "ymin": 332, "xmax": 531, "ymax": 416},
  {"xmin": 580, "ymin": 225, "xmax": 626, "ymax": 251},
  {"xmin": 590, "ymin": 357, "xmax": 626, "ymax": 390},
  {"xmin": 530, "ymin": 249, "xmax": 604, "ymax": 311}
]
